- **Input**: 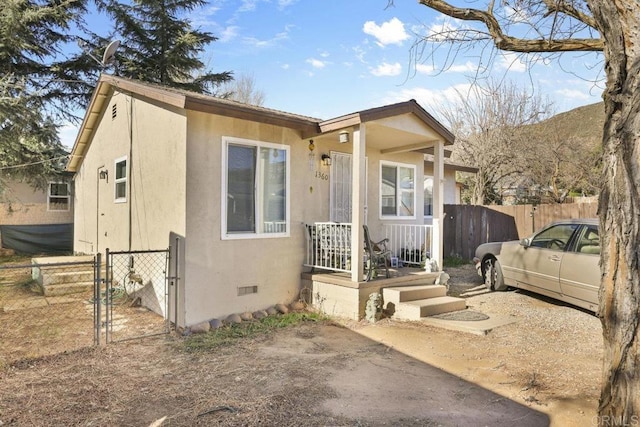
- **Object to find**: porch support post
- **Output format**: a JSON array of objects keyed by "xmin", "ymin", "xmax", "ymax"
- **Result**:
[
  {"xmin": 432, "ymin": 139, "xmax": 445, "ymax": 271},
  {"xmin": 351, "ymin": 124, "xmax": 366, "ymax": 282}
]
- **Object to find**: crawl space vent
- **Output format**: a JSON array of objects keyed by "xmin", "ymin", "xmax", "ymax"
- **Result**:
[{"xmin": 238, "ymin": 285, "xmax": 258, "ymax": 296}]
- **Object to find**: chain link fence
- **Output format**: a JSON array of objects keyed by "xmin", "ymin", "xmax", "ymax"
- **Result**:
[
  {"xmin": 0, "ymin": 258, "xmax": 97, "ymax": 367},
  {"xmin": 104, "ymin": 249, "xmax": 171, "ymax": 343},
  {"xmin": 0, "ymin": 249, "xmax": 172, "ymax": 367}
]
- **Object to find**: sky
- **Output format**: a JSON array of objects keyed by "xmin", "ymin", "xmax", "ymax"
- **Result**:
[{"xmin": 60, "ymin": 0, "xmax": 605, "ymax": 147}]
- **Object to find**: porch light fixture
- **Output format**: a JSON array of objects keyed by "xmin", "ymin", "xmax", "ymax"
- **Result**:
[
  {"xmin": 321, "ymin": 154, "xmax": 332, "ymax": 167},
  {"xmin": 99, "ymin": 170, "xmax": 108, "ymax": 180},
  {"xmin": 338, "ymin": 131, "xmax": 349, "ymax": 144}
]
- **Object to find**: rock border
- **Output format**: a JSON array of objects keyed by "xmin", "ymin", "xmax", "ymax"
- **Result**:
[{"xmin": 185, "ymin": 300, "xmax": 309, "ymax": 335}]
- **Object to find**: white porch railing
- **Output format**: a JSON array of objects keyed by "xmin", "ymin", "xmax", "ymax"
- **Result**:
[
  {"xmin": 263, "ymin": 221, "xmax": 287, "ymax": 233},
  {"xmin": 383, "ymin": 224, "xmax": 433, "ymax": 267},
  {"xmin": 304, "ymin": 222, "xmax": 434, "ymax": 273},
  {"xmin": 304, "ymin": 222, "xmax": 352, "ymax": 273}
]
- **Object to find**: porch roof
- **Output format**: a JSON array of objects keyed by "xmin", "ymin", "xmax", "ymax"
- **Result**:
[{"xmin": 307, "ymin": 99, "xmax": 455, "ymax": 153}]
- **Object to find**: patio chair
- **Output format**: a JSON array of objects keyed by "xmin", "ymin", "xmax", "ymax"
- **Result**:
[{"xmin": 363, "ymin": 225, "xmax": 391, "ymax": 281}]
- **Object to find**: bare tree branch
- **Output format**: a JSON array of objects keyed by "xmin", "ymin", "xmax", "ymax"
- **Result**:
[{"xmin": 418, "ymin": 0, "xmax": 603, "ymax": 52}]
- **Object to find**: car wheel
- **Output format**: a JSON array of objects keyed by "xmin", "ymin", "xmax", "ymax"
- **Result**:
[{"xmin": 484, "ymin": 257, "xmax": 507, "ymax": 291}]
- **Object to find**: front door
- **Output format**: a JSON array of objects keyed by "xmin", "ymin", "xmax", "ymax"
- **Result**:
[
  {"xmin": 330, "ymin": 152, "xmax": 351, "ymax": 222},
  {"xmin": 330, "ymin": 152, "xmax": 367, "ymax": 223}
]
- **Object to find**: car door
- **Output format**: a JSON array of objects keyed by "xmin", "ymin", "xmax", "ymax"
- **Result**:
[
  {"xmin": 559, "ymin": 224, "xmax": 600, "ymax": 311},
  {"xmin": 507, "ymin": 223, "xmax": 580, "ymax": 294}
]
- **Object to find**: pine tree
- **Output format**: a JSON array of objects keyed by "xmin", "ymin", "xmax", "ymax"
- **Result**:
[
  {"xmin": 0, "ymin": 0, "xmax": 86, "ymax": 189},
  {"xmin": 102, "ymin": 0, "xmax": 232, "ymax": 93}
]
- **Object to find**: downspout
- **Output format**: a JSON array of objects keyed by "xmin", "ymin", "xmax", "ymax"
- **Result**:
[{"xmin": 128, "ymin": 96, "xmax": 133, "ymax": 251}]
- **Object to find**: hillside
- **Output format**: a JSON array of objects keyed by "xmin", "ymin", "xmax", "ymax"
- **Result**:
[{"xmin": 535, "ymin": 101, "xmax": 605, "ymax": 143}]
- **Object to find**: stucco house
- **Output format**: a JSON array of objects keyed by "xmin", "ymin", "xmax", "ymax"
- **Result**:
[
  {"xmin": 68, "ymin": 75, "xmax": 465, "ymax": 327},
  {"xmin": 0, "ymin": 176, "xmax": 73, "ymax": 254}
]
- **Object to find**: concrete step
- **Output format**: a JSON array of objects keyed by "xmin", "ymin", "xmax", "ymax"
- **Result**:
[
  {"xmin": 393, "ymin": 296, "xmax": 467, "ymax": 321},
  {"xmin": 43, "ymin": 281, "xmax": 94, "ymax": 297},
  {"xmin": 383, "ymin": 285, "xmax": 447, "ymax": 306},
  {"xmin": 38, "ymin": 270, "xmax": 94, "ymax": 287}
]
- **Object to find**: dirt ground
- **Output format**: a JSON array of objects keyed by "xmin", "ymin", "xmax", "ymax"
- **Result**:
[{"xmin": 0, "ymin": 264, "xmax": 602, "ymax": 426}]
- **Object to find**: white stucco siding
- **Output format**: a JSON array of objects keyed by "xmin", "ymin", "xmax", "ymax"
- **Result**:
[
  {"xmin": 183, "ymin": 112, "xmax": 309, "ymax": 324},
  {"xmin": 424, "ymin": 164, "xmax": 458, "ymax": 205},
  {"xmin": 128, "ymin": 97, "xmax": 187, "ymax": 249},
  {"xmin": 73, "ymin": 92, "xmax": 187, "ymax": 255}
]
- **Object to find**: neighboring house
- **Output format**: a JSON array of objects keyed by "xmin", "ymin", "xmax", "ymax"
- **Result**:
[
  {"xmin": 0, "ymin": 177, "xmax": 73, "ymax": 254},
  {"xmin": 67, "ymin": 75, "xmax": 457, "ymax": 327}
]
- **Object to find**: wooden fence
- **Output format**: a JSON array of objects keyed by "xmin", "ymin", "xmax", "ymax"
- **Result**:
[{"xmin": 443, "ymin": 202, "xmax": 599, "ymax": 260}]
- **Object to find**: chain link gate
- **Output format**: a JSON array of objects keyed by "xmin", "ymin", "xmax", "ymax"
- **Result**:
[{"xmin": 100, "ymin": 249, "xmax": 172, "ymax": 343}]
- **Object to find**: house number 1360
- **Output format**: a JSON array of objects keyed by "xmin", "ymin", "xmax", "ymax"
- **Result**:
[{"xmin": 315, "ymin": 171, "xmax": 328, "ymax": 180}]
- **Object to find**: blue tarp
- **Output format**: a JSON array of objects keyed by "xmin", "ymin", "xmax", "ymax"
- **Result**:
[{"xmin": 0, "ymin": 224, "xmax": 73, "ymax": 254}]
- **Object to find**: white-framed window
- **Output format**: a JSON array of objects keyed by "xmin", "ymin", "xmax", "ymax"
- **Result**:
[
  {"xmin": 380, "ymin": 161, "xmax": 416, "ymax": 219},
  {"xmin": 222, "ymin": 137, "xmax": 289, "ymax": 239},
  {"xmin": 47, "ymin": 182, "xmax": 70, "ymax": 211},
  {"xmin": 424, "ymin": 176, "xmax": 433, "ymax": 217},
  {"xmin": 114, "ymin": 156, "xmax": 127, "ymax": 203}
]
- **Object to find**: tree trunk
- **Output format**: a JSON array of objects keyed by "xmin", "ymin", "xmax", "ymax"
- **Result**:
[{"xmin": 589, "ymin": 1, "xmax": 640, "ymax": 423}]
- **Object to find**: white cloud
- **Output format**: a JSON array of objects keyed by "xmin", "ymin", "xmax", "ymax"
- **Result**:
[
  {"xmin": 363, "ymin": 17, "xmax": 409, "ymax": 47},
  {"xmin": 219, "ymin": 26, "xmax": 239, "ymax": 43},
  {"xmin": 239, "ymin": 0, "xmax": 259, "ymax": 12},
  {"xmin": 416, "ymin": 64, "xmax": 435, "ymax": 75},
  {"xmin": 497, "ymin": 52, "xmax": 527, "ymax": 72},
  {"xmin": 242, "ymin": 26, "xmax": 291, "ymax": 48},
  {"xmin": 281, "ymin": 63, "xmax": 290, "ymax": 70},
  {"xmin": 383, "ymin": 83, "xmax": 475, "ymax": 113},
  {"xmin": 352, "ymin": 45, "xmax": 368, "ymax": 64},
  {"xmin": 306, "ymin": 58, "xmax": 327, "ymax": 69},
  {"xmin": 447, "ymin": 61, "xmax": 477, "ymax": 73},
  {"xmin": 427, "ymin": 18, "xmax": 463, "ymax": 41},
  {"xmin": 371, "ymin": 62, "xmax": 402, "ymax": 77},
  {"xmin": 319, "ymin": 50, "xmax": 330, "ymax": 58},
  {"xmin": 555, "ymin": 88, "xmax": 590, "ymax": 101},
  {"xmin": 278, "ymin": 0, "xmax": 297, "ymax": 8},
  {"xmin": 503, "ymin": 5, "xmax": 532, "ymax": 24}
]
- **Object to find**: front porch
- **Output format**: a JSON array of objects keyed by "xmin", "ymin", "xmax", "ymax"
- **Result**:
[
  {"xmin": 304, "ymin": 222, "xmax": 436, "ymax": 277},
  {"xmin": 298, "ymin": 100, "xmax": 458, "ymax": 321},
  {"xmin": 301, "ymin": 267, "xmax": 441, "ymax": 320}
]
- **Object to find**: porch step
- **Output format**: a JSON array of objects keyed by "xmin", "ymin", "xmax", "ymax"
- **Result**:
[
  {"xmin": 383, "ymin": 285, "xmax": 447, "ymax": 305},
  {"xmin": 392, "ymin": 296, "xmax": 467, "ymax": 320},
  {"xmin": 382, "ymin": 284, "xmax": 467, "ymax": 321}
]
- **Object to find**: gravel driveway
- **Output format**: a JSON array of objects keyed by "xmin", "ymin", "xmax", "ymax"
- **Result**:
[{"xmin": 350, "ymin": 263, "xmax": 603, "ymax": 426}]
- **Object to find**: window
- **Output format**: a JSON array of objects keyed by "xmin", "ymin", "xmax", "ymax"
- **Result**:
[
  {"xmin": 114, "ymin": 157, "xmax": 127, "ymax": 203},
  {"xmin": 576, "ymin": 226, "xmax": 600, "ymax": 255},
  {"xmin": 380, "ymin": 161, "xmax": 415, "ymax": 218},
  {"xmin": 223, "ymin": 137, "xmax": 289, "ymax": 238},
  {"xmin": 424, "ymin": 176, "xmax": 433, "ymax": 217},
  {"xmin": 48, "ymin": 182, "xmax": 70, "ymax": 211},
  {"xmin": 530, "ymin": 223, "xmax": 579, "ymax": 251}
]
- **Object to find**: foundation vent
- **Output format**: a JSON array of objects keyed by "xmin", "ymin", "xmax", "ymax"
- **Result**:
[{"xmin": 238, "ymin": 285, "xmax": 258, "ymax": 296}]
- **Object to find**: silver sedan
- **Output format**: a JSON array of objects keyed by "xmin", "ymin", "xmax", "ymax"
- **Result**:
[{"xmin": 473, "ymin": 219, "xmax": 600, "ymax": 312}]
